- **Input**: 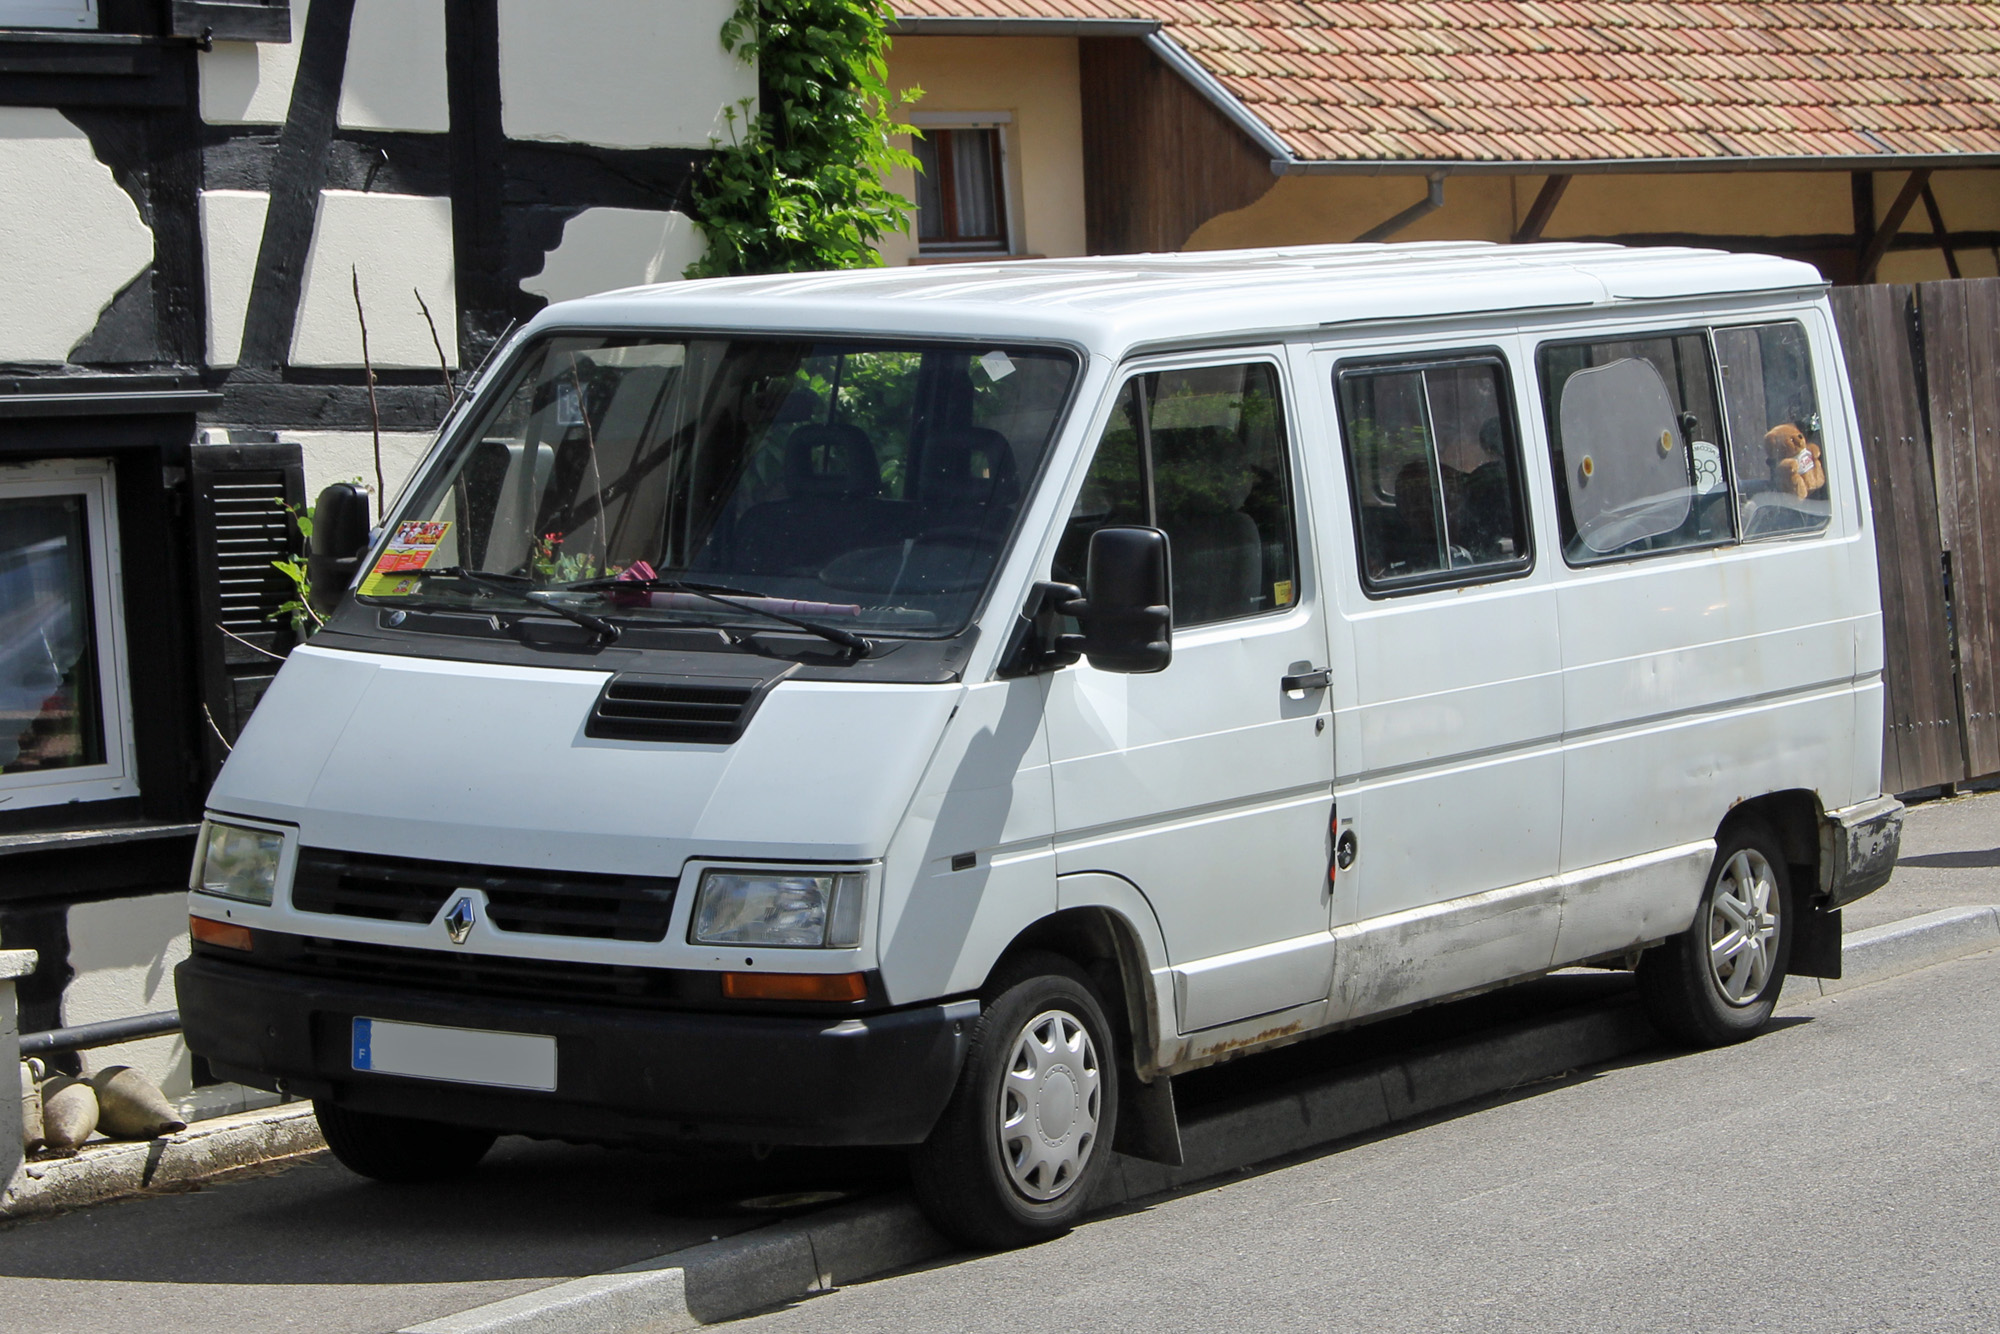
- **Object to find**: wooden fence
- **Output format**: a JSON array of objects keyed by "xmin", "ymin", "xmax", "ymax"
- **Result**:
[{"xmin": 1832, "ymin": 277, "xmax": 2000, "ymax": 793}]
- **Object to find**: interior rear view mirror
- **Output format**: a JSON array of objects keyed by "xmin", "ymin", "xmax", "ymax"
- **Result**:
[
  {"xmin": 1061, "ymin": 525, "xmax": 1172, "ymax": 674},
  {"xmin": 307, "ymin": 482, "xmax": 372, "ymax": 613}
]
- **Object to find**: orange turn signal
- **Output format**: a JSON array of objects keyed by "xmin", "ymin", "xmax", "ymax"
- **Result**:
[
  {"xmin": 722, "ymin": 971, "xmax": 867, "ymax": 1002},
  {"xmin": 190, "ymin": 914, "xmax": 253, "ymax": 952}
]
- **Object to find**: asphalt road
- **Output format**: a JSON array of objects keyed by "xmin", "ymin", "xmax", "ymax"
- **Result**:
[
  {"xmin": 1, "ymin": 788, "xmax": 1994, "ymax": 1333},
  {"xmin": 735, "ymin": 946, "xmax": 2000, "ymax": 1334}
]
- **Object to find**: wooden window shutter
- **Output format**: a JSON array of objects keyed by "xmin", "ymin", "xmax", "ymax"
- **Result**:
[{"xmin": 188, "ymin": 441, "xmax": 306, "ymax": 772}]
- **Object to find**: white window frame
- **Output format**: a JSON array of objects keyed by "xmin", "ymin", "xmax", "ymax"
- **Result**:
[
  {"xmin": 908, "ymin": 110, "xmax": 1021, "ymax": 258},
  {"xmin": 0, "ymin": 458, "xmax": 137, "ymax": 811},
  {"xmin": 0, "ymin": 0, "xmax": 98, "ymax": 30}
]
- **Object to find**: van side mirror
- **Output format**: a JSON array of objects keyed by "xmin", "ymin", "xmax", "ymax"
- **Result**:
[
  {"xmin": 306, "ymin": 482, "xmax": 372, "ymax": 613},
  {"xmin": 1061, "ymin": 525, "xmax": 1172, "ymax": 674}
]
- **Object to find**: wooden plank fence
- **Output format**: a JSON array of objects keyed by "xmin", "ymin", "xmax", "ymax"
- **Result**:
[{"xmin": 1833, "ymin": 276, "xmax": 2000, "ymax": 792}]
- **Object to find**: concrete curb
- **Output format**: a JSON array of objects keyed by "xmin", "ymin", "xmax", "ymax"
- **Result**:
[
  {"xmin": 1, "ymin": 1103, "xmax": 321, "ymax": 1219},
  {"xmin": 402, "ymin": 902, "xmax": 2000, "ymax": 1333},
  {"xmin": 1808, "ymin": 905, "xmax": 2000, "ymax": 997}
]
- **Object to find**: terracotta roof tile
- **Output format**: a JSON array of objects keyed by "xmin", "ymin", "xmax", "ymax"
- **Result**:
[{"xmin": 900, "ymin": 0, "xmax": 2000, "ymax": 159}]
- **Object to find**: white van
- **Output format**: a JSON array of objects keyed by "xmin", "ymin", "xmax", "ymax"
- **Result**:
[{"xmin": 178, "ymin": 243, "xmax": 1903, "ymax": 1247}]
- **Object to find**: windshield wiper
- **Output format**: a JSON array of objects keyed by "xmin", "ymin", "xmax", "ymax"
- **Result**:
[
  {"xmin": 415, "ymin": 566, "xmax": 622, "ymax": 644},
  {"xmin": 566, "ymin": 574, "xmax": 871, "ymax": 656}
]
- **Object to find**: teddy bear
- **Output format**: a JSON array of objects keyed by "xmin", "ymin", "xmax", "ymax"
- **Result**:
[{"xmin": 1764, "ymin": 423, "xmax": 1826, "ymax": 499}]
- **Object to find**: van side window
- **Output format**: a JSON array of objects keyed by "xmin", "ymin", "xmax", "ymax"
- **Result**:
[
  {"xmin": 1054, "ymin": 362, "xmax": 1299, "ymax": 627},
  {"xmin": 1539, "ymin": 333, "xmax": 1730, "ymax": 564},
  {"xmin": 1337, "ymin": 357, "xmax": 1530, "ymax": 592},
  {"xmin": 1714, "ymin": 321, "xmax": 1831, "ymax": 540}
]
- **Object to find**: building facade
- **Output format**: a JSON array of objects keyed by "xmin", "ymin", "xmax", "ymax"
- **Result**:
[
  {"xmin": 884, "ymin": 4, "xmax": 2000, "ymax": 285},
  {"xmin": 0, "ymin": 0, "xmax": 739, "ymax": 1107}
]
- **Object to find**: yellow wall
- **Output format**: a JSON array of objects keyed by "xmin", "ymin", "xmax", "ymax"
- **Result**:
[
  {"xmin": 1188, "ymin": 168, "xmax": 2000, "ymax": 282},
  {"xmin": 880, "ymin": 36, "xmax": 1086, "ymax": 263}
]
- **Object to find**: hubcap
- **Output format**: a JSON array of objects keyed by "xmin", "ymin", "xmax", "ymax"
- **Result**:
[
  {"xmin": 1707, "ymin": 848, "xmax": 1781, "ymax": 1006},
  {"xmin": 996, "ymin": 1008, "xmax": 1101, "ymax": 1202}
]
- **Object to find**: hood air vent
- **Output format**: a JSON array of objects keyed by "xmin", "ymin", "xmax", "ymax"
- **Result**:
[{"xmin": 585, "ymin": 675, "xmax": 763, "ymax": 745}]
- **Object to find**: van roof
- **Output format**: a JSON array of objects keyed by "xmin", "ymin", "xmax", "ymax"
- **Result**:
[{"xmin": 533, "ymin": 242, "xmax": 1825, "ymax": 356}]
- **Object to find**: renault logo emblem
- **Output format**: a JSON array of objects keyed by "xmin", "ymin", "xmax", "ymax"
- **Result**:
[{"xmin": 443, "ymin": 895, "xmax": 477, "ymax": 945}]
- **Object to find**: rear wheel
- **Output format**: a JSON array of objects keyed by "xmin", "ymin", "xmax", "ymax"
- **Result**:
[
  {"xmin": 910, "ymin": 954, "xmax": 1118, "ymax": 1250},
  {"xmin": 314, "ymin": 1100, "xmax": 497, "ymax": 1183},
  {"xmin": 1638, "ymin": 823, "xmax": 1792, "ymax": 1047}
]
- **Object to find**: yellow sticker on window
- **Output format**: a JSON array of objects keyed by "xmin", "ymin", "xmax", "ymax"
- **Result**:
[
  {"xmin": 1273, "ymin": 579, "xmax": 1294, "ymax": 607},
  {"xmin": 359, "ymin": 520, "xmax": 450, "ymax": 597}
]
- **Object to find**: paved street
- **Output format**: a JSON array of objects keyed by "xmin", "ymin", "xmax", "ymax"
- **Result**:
[
  {"xmin": 1, "ymin": 788, "xmax": 1996, "ymax": 1333},
  {"xmin": 735, "ymin": 943, "xmax": 2000, "ymax": 1334}
]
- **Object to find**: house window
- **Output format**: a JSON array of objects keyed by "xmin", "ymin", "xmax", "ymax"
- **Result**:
[
  {"xmin": 0, "ymin": 459, "xmax": 135, "ymax": 810},
  {"xmin": 913, "ymin": 125, "xmax": 1010, "ymax": 254},
  {"xmin": 0, "ymin": 0, "xmax": 98, "ymax": 29}
]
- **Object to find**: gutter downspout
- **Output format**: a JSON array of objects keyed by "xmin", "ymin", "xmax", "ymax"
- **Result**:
[{"xmin": 1354, "ymin": 173, "xmax": 1446, "ymax": 243}]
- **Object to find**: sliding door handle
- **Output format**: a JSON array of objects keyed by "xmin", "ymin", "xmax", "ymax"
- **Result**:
[{"xmin": 1281, "ymin": 668, "xmax": 1332, "ymax": 692}]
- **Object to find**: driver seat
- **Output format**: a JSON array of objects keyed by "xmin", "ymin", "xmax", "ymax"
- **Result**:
[
  {"xmin": 917, "ymin": 427, "xmax": 1019, "ymax": 543},
  {"xmin": 732, "ymin": 423, "xmax": 882, "ymax": 575}
]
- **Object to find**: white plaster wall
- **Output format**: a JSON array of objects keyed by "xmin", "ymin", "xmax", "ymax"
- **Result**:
[
  {"xmin": 292, "ymin": 191, "xmax": 458, "ymax": 368},
  {"xmin": 0, "ymin": 107, "xmax": 154, "ymax": 363},
  {"xmin": 200, "ymin": 189, "xmax": 269, "ymax": 366},
  {"xmin": 65, "ymin": 893, "xmax": 191, "ymax": 1099},
  {"xmin": 294, "ymin": 429, "xmax": 436, "ymax": 509},
  {"xmin": 522, "ymin": 207, "xmax": 706, "ymax": 304},
  {"xmin": 339, "ymin": 0, "xmax": 449, "ymax": 134},
  {"xmin": 200, "ymin": 0, "xmax": 309, "ymax": 125},
  {"xmin": 497, "ymin": 0, "xmax": 753, "ymax": 149}
]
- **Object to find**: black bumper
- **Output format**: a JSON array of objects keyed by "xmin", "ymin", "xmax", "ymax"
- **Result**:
[
  {"xmin": 175, "ymin": 953, "xmax": 974, "ymax": 1147},
  {"xmin": 1822, "ymin": 795, "xmax": 1905, "ymax": 908}
]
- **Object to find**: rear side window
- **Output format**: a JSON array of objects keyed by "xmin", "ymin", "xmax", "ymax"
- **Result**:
[
  {"xmin": 1336, "ymin": 355, "xmax": 1531, "ymax": 593},
  {"xmin": 1054, "ymin": 361, "xmax": 1299, "ymax": 627},
  {"xmin": 1539, "ymin": 333, "xmax": 1730, "ymax": 564},
  {"xmin": 1714, "ymin": 321, "xmax": 1830, "ymax": 540}
]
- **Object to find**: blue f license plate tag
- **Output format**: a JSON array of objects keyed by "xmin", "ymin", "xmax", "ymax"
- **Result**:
[{"xmin": 351, "ymin": 1016, "xmax": 557, "ymax": 1092}]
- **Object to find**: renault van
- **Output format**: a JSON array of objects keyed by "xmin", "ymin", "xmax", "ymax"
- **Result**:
[{"xmin": 177, "ymin": 243, "xmax": 1903, "ymax": 1247}]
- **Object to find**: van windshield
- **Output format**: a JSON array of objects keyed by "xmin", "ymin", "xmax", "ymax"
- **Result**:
[{"xmin": 369, "ymin": 335, "xmax": 1079, "ymax": 638}]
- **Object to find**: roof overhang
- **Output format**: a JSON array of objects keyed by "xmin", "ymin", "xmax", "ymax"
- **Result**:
[
  {"xmin": 886, "ymin": 16, "xmax": 1160, "ymax": 38},
  {"xmin": 1277, "ymin": 154, "xmax": 2000, "ymax": 177}
]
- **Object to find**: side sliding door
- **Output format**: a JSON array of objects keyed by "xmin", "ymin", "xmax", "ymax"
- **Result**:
[{"xmin": 1321, "ymin": 343, "xmax": 1567, "ymax": 1022}]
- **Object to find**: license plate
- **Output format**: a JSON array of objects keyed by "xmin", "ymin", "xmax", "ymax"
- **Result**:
[{"xmin": 351, "ymin": 1017, "xmax": 557, "ymax": 1092}]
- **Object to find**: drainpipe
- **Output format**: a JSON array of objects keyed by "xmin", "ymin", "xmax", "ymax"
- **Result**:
[{"xmin": 1355, "ymin": 173, "xmax": 1447, "ymax": 243}]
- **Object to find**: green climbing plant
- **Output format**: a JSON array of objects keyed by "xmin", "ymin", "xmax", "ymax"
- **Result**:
[{"xmin": 685, "ymin": 0, "xmax": 921, "ymax": 277}]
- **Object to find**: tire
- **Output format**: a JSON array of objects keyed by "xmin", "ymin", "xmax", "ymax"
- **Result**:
[
  {"xmin": 1638, "ymin": 821, "xmax": 1794, "ymax": 1047},
  {"xmin": 314, "ymin": 1100, "xmax": 498, "ymax": 1183},
  {"xmin": 910, "ymin": 954, "xmax": 1120, "ymax": 1250}
]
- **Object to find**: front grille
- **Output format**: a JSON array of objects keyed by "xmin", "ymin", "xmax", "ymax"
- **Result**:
[
  {"xmin": 278, "ymin": 934, "xmax": 684, "ymax": 1008},
  {"xmin": 292, "ymin": 849, "xmax": 678, "ymax": 943},
  {"xmin": 585, "ymin": 675, "xmax": 759, "ymax": 744}
]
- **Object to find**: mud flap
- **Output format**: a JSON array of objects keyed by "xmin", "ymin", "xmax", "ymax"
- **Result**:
[
  {"xmin": 1791, "ymin": 905, "xmax": 1843, "ymax": 980},
  {"xmin": 1114, "ymin": 1068, "xmax": 1184, "ymax": 1166}
]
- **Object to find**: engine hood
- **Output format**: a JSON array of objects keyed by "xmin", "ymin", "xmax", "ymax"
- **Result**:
[{"xmin": 207, "ymin": 645, "xmax": 961, "ymax": 875}]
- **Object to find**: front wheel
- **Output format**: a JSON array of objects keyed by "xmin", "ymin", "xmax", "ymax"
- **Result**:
[
  {"xmin": 314, "ymin": 1100, "xmax": 497, "ymax": 1183},
  {"xmin": 910, "ymin": 955, "xmax": 1119, "ymax": 1249},
  {"xmin": 1638, "ymin": 823, "xmax": 1793, "ymax": 1047}
]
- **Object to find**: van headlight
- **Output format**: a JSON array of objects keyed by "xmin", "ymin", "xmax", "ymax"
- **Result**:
[
  {"xmin": 192, "ymin": 820, "xmax": 285, "ymax": 906},
  {"xmin": 691, "ymin": 870, "xmax": 866, "ymax": 948}
]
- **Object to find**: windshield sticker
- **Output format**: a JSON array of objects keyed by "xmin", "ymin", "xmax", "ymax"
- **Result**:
[
  {"xmin": 977, "ymin": 350, "xmax": 1016, "ymax": 382},
  {"xmin": 359, "ymin": 520, "xmax": 451, "ymax": 597}
]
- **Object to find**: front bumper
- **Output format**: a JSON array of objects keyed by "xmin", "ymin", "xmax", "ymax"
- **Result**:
[
  {"xmin": 1821, "ymin": 795, "xmax": 1905, "ymax": 908},
  {"xmin": 175, "ymin": 950, "xmax": 975, "ymax": 1147}
]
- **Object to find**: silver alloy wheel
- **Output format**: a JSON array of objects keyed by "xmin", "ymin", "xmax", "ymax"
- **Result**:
[
  {"xmin": 996, "ymin": 1007, "xmax": 1101, "ymax": 1202},
  {"xmin": 1708, "ymin": 847, "xmax": 1781, "ymax": 1006}
]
